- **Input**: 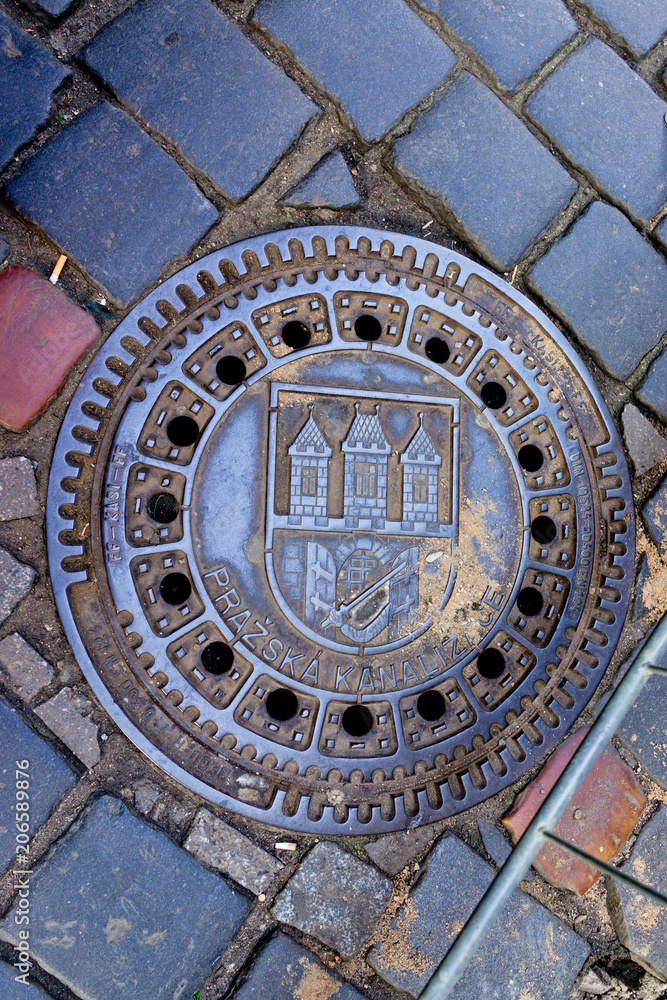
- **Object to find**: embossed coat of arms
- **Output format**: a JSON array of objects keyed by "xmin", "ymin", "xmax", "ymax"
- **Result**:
[{"xmin": 266, "ymin": 383, "xmax": 459, "ymax": 654}]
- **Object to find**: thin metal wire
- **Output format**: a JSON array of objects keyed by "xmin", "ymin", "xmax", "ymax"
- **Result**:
[
  {"xmin": 418, "ymin": 612, "xmax": 667, "ymax": 1000},
  {"xmin": 543, "ymin": 831, "xmax": 667, "ymax": 909}
]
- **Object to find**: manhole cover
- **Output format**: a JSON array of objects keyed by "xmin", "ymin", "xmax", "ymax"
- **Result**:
[{"xmin": 48, "ymin": 227, "xmax": 634, "ymax": 833}]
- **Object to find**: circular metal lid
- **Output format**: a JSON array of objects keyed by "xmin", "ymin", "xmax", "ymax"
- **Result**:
[{"xmin": 48, "ymin": 227, "xmax": 634, "ymax": 833}]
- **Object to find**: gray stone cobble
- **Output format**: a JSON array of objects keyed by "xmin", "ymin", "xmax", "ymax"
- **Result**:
[
  {"xmin": 392, "ymin": 71, "xmax": 577, "ymax": 269},
  {"xmin": 133, "ymin": 779, "xmax": 161, "ymax": 816},
  {"xmin": 0, "ymin": 633, "xmax": 54, "ymax": 702},
  {"xmin": 584, "ymin": 0, "xmax": 667, "ymax": 53},
  {"xmin": 528, "ymin": 202, "xmax": 667, "ymax": 379},
  {"xmin": 617, "ymin": 673, "xmax": 667, "ymax": 789},
  {"xmin": 273, "ymin": 841, "xmax": 392, "ymax": 958},
  {"xmin": 0, "ymin": 10, "xmax": 68, "ymax": 170},
  {"xmin": 432, "ymin": 0, "xmax": 577, "ymax": 90},
  {"xmin": 6, "ymin": 102, "xmax": 218, "ymax": 305},
  {"xmin": 254, "ymin": 0, "xmax": 456, "ymax": 142},
  {"xmin": 527, "ymin": 38, "xmax": 667, "ymax": 220},
  {"xmin": 0, "ymin": 546, "xmax": 35, "ymax": 625},
  {"xmin": 84, "ymin": 0, "xmax": 318, "ymax": 202},
  {"xmin": 0, "ymin": 796, "xmax": 250, "ymax": 1000},
  {"xmin": 0, "ymin": 959, "xmax": 53, "ymax": 1000},
  {"xmin": 231, "ymin": 932, "xmax": 366, "ymax": 1000},
  {"xmin": 184, "ymin": 808, "xmax": 283, "ymax": 894},
  {"xmin": 578, "ymin": 967, "xmax": 614, "ymax": 995},
  {"xmin": 34, "ymin": 688, "xmax": 100, "ymax": 768},
  {"xmin": 0, "ymin": 695, "xmax": 76, "ymax": 873},
  {"xmin": 0, "ymin": 456, "xmax": 39, "ymax": 521},
  {"xmin": 622, "ymin": 404, "xmax": 667, "ymax": 477},
  {"xmin": 633, "ymin": 554, "xmax": 651, "ymax": 619},
  {"xmin": 642, "ymin": 478, "xmax": 667, "ymax": 548},
  {"xmin": 30, "ymin": 0, "xmax": 75, "ymax": 15},
  {"xmin": 281, "ymin": 151, "xmax": 359, "ymax": 207},
  {"xmin": 638, "ymin": 347, "xmax": 667, "ymax": 424},
  {"xmin": 365, "ymin": 826, "xmax": 437, "ymax": 876},
  {"xmin": 478, "ymin": 819, "xmax": 510, "ymax": 864},
  {"xmin": 477, "ymin": 818, "xmax": 535, "ymax": 876},
  {"xmin": 0, "ymin": 236, "xmax": 9, "ymax": 264},
  {"xmin": 367, "ymin": 834, "xmax": 589, "ymax": 999},
  {"xmin": 608, "ymin": 805, "xmax": 667, "ymax": 979},
  {"xmin": 658, "ymin": 212, "xmax": 667, "ymax": 250}
]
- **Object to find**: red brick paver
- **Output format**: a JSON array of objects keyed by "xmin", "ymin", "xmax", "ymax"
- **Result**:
[
  {"xmin": 0, "ymin": 265, "xmax": 99, "ymax": 432},
  {"xmin": 503, "ymin": 728, "xmax": 647, "ymax": 895}
]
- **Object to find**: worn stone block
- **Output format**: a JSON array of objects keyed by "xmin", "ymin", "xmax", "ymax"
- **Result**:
[
  {"xmin": 503, "ymin": 728, "xmax": 647, "ymax": 895},
  {"xmin": 618, "ymin": 673, "xmax": 667, "ymax": 789},
  {"xmin": 6, "ymin": 102, "xmax": 218, "ymax": 305},
  {"xmin": 0, "ymin": 546, "xmax": 35, "ymax": 624},
  {"xmin": 622, "ymin": 404, "xmax": 667, "ymax": 477},
  {"xmin": 273, "ymin": 841, "xmax": 391, "ymax": 958},
  {"xmin": 34, "ymin": 688, "xmax": 100, "ymax": 768},
  {"xmin": 0, "ymin": 959, "xmax": 53, "ymax": 1000},
  {"xmin": 0, "ymin": 236, "xmax": 8, "ymax": 264},
  {"xmin": 477, "ymin": 819, "xmax": 533, "ymax": 877},
  {"xmin": 365, "ymin": 826, "xmax": 438, "ymax": 876},
  {"xmin": 368, "ymin": 833, "xmax": 589, "ymax": 998},
  {"xmin": 528, "ymin": 202, "xmax": 667, "ymax": 379},
  {"xmin": 30, "ymin": 0, "xmax": 75, "ymax": 15},
  {"xmin": 0, "ymin": 457, "xmax": 39, "ymax": 520},
  {"xmin": 133, "ymin": 780, "xmax": 161, "ymax": 816},
  {"xmin": 0, "ymin": 796, "xmax": 250, "ymax": 1000},
  {"xmin": 254, "ymin": 0, "xmax": 455, "ymax": 141},
  {"xmin": 0, "ymin": 633, "xmax": 53, "ymax": 701},
  {"xmin": 642, "ymin": 478, "xmax": 667, "ymax": 548},
  {"xmin": 0, "ymin": 10, "xmax": 68, "ymax": 170},
  {"xmin": 608, "ymin": 805, "xmax": 667, "ymax": 979},
  {"xmin": 232, "ymin": 932, "xmax": 366, "ymax": 1000},
  {"xmin": 657, "ymin": 213, "xmax": 667, "ymax": 251},
  {"xmin": 584, "ymin": 0, "xmax": 667, "ymax": 53},
  {"xmin": 578, "ymin": 966, "xmax": 614, "ymax": 995},
  {"xmin": 0, "ymin": 695, "xmax": 75, "ymax": 873},
  {"xmin": 281, "ymin": 151, "xmax": 359, "ymax": 207},
  {"xmin": 633, "ymin": 553, "xmax": 651, "ymax": 619},
  {"xmin": 527, "ymin": 39, "xmax": 667, "ymax": 219},
  {"xmin": 393, "ymin": 72, "xmax": 577, "ymax": 268},
  {"xmin": 184, "ymin": 808, "xmax": 282, "ymax": 894},
  {"xmin": 84, "ymin": 0, "xmax": 318, "ymax": 201},
  {"xmin": 0, "ymin": 265, "xmax": 100, "ymax": 431},
  {"xmin": 434, "ymin": 0, "xmax": 576, "ymax": 89},
  {"xmin": 638, "ymin": 345, "xmax": 667, "ymax": 424}
]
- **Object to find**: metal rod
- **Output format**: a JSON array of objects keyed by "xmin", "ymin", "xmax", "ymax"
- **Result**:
[
  {"xmin": 419, "ymin": 613, "xmax": 667, "ymax": 1000},
  {"xmin": 543, "ymin": 831, "xmax": 667, "ymax": 909}
]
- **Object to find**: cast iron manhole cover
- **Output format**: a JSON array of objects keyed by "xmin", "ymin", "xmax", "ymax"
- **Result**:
[{"xmin": 48, "ymin": 227, "xmax": 634, "ymax": 833}]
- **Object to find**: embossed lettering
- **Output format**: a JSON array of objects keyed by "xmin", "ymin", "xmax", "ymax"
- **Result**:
[
  {"xmin": 335, "ymin": 664, "xmax": 354, "ymax": 691},
  {"xmin": 227, "ymin": 609, "xmax": 251, "ymax": 632},
  {"xmin": 205, "ymin": 566, "xmax": 231, "ymax": 588},
  {"xmin": 434, "ymin": 634, "xmax": 468, "ymax": 670},
  {"xmin": 402, "ymin": 660, "xmax": 419, "ymax": 684},
  {"xmin": 239, "ymin": 618, "xmax": 271, "ymax": 650},
  {"xmin": 379, "ymin": 664, "xmax": 397, "ymax": 690},
  {"xmin": 262, "ymin": 638, "xmax": 284, "ymax": 662},
  {"xmin": 216, "ymin": 588, "xmax": 241, "ymax": 614},
  {"xmin": 358, "ymin": 667, "xmax": 375, "ymax": 692},
  {"xmin": 301, "ymin": 657, "xmax": 320, "ymax": 683},
  {"xmin": 280, "ymin": 647, "xmax": 304, "ymax": 676}
]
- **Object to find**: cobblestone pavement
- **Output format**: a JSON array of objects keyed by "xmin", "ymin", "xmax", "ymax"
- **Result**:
[{"xmin": 1, "ymin": 0, "xmax": 667, "ymax": 998}]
